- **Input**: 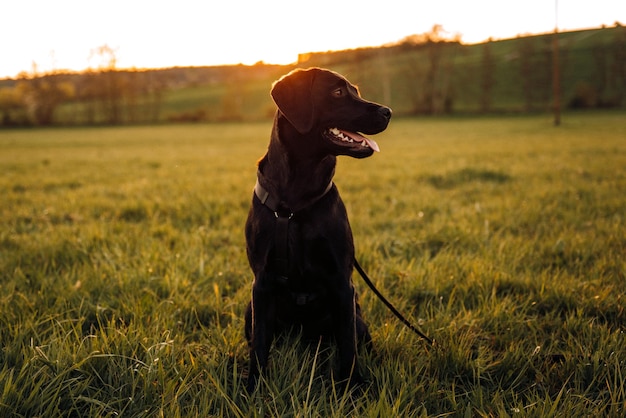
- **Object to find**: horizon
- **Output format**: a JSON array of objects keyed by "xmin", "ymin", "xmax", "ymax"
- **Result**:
[
  {"xmin": 0, "ymin": 24, "xmax": 620, "ymax": 81},
  {"xmin": 1, "ymin": 0, "xmax": 625, "ymax": 79}
]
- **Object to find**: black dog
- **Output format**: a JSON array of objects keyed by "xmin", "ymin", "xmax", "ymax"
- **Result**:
[{"xmin": 244, "ymin": 67, "xmax": 391, "ymax": 391}]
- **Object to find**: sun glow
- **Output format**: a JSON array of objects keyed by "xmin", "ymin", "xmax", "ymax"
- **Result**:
[{"xmin": 1, "ymin": 0, "xmax": 624, "ymax": 78}]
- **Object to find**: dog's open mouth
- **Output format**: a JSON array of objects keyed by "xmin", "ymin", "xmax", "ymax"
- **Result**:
[{"xmin": 325, "ymin": 128, "xmax": 380, "ymax": 152}]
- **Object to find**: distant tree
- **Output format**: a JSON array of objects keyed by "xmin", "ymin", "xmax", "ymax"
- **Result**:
[
  {"xmin": 76, "ymin": 46, "xmax": 169, "ymax": 125},
  {"xmin": 405, "ymin": 25, "xmax": 460, "ymax": 115},
  {"xmin": 76, "ymin": 70, "xmax": 99, "ymax": 124},
  {"xmin": 518, "ymin": 37, "xmax": 536, "ymax": 111},
  {"xmin": 89, "ymin": 45, "xmax": 125, "ymax": 124},
  {"xmin": 378, "ymin": 49, "xmax": 392, "ymax": 106},
  {"xmin": 592, "ymin": 42, "xmax": 610, "ymax": 106},
  {"xmin": 0, "ymin": 86, "xmax": 27, "ymax": 125},
  {"xmin": 539, "ymin": 36, "xmax": 555, "ymax": 109},
  {"xmin": 143, "ymin": 71, "xmax": 168, "ymax": 123},
  {"xmin": 480, "ymin": 39, "xmax": 496, "ymax": 112},
  {"xmin": 12, "ymin": 64, "xmax": 75, "ymax": 125},
  {"xmin": 517, "ymin": 36, "xmax": 553, "ymax": 112},
  {"xmin": 609, "ymin": 25, "xmax": 626, "ymax": 106},
  {"xmin": 587, "ymin": 26, "xmax": 626, "ymax": 108}
]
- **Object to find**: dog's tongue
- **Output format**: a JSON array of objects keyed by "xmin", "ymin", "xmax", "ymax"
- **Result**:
[{"xmin": 339, "ymin": 129, "xmax": 380, "ymax": 152}]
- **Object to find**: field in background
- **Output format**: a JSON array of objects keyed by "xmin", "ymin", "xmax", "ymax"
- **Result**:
[
  {"xmin": 0, "ymin": 112, "xmax": 625, "ymax": 416},
  {"xmin": 2, "ymin": 26, "xmax": 624, "ymax": 126},
  {"xmin": 111, "ymin": 26, "xmax": 626, "ymax": 121}
]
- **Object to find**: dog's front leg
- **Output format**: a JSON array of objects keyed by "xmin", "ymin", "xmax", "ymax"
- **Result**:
[
  {"xmin": 332, "ymin": 283, "xmax": 363, "ymax": 386},
  {"xmin": 247, "ymin": 277, "xmax": 275, "ymax": 392}
]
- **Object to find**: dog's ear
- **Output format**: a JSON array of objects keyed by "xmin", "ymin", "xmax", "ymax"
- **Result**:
[{"xmin": 271, "ymin": 69, "xmax": 317, "ymax": 134}]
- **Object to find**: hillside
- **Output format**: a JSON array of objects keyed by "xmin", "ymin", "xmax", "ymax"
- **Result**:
[
  {"xmin": 0, "ymin": 25, "xmax": 624, "ymax": 126},
  {"xmin": 300, "ymin": 25, "xmax": 625, "ymax": 115}
]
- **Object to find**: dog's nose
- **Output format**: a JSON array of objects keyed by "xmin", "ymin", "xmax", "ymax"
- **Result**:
[{"xmin": 378, "ymin": 106, "xmax": 392, "ymax": 120}]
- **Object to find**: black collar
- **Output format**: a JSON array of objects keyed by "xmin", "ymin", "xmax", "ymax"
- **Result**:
[{"xmin": 253, "ymin": 175, "xmax": 334, "ymax": 215}]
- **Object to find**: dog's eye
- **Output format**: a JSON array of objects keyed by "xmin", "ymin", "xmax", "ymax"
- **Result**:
[{"xmin": 332, "ymin": 88, "xmax": 344, "ymax": 97}]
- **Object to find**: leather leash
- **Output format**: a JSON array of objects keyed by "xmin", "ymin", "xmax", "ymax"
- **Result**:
[{"xmin": 353, "ymin": 258, "xmax": 434, "ymax": 345}]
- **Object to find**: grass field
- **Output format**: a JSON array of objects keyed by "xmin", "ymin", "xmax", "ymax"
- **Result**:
[{"xmin": 1, "ymin": 112, "xmax": 625, "ymax": 416}]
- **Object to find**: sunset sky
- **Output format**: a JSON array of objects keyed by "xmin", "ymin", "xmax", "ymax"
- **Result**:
[{"xmin": 1, "ymin": 0, "xmax": 624, "ymax": 79}]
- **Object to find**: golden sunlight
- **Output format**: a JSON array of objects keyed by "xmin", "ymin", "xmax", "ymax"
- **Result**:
[{"xmin": 1, "ymin": 0, "xmax": 624, "ymax": 78}]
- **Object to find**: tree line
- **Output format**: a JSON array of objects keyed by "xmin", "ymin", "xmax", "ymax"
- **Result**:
[
  {"xmin": 1, "ymin": 25, "xmax": 624, "ymax": 127},
  {"xmin": 0, "ymin": 46, "xmax": 168, "ymax": 126},
  {"xmin": 300, "ymin": 24, "xmax": 625, "ymax": 117},
  {"xmin": 394, "ymin": 24, "xmax": 626, "ymax": 115}
]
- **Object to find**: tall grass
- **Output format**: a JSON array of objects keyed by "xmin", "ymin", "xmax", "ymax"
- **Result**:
[{"xmin": 1, "ymin": 112, "xmax": 624, "ymax": 416}]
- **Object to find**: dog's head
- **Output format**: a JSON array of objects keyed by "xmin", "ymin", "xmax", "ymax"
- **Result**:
[{"xmin": 271, "ymin": 68, "xmax": 392, "ymax": 158}]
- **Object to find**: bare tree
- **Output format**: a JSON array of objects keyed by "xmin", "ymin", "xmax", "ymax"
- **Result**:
[
  {"xmin": 88, "ymin": 45, "xmax": 125, "ymax": 124},
  {"xmin": 0, "ymin": 86, "xmax": 27, "ymax": 125},
  {"xmin": 404, "ymin": 25, "xmax": 460, "ymax": 115},
  {"xmin": 518, "ymin": 36, "xmax": 536, "ymax": 112},
  {"xmin": 517, "ymin": 36, "xmax": 553, "ymax": 112},
  {"xmin": 609, "ymin": 25, "xmax": 626, "ymax": 106},
  {"xmin": 12, "ymin": 64, "xmax": 75, "ymax": 125},
  {"xmin": 480, "ymin": 39, "xmax": 496, "ymax": 113}
]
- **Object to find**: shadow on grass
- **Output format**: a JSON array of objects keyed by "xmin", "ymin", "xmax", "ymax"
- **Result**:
[{"xmin": 423, "ymin": 168, "xmax": 512, "ymax": 189}]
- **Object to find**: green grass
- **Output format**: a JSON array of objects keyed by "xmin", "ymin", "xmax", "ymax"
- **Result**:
[{"xmin": 1, "ymin": 112, "xmax": 625, "ymax": 416}]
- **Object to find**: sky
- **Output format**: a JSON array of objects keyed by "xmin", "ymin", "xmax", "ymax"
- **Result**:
[{"xmin": 1, "ymin": 0, "xmax": 624, "ymax": 79}]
